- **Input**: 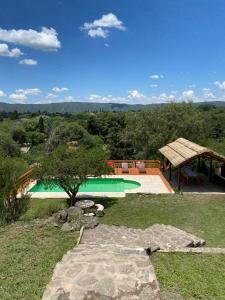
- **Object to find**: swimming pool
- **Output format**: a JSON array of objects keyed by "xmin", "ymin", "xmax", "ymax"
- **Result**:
[{"xmin": 29, "ymin": 178, "xmax": 141, "ymax": 193}]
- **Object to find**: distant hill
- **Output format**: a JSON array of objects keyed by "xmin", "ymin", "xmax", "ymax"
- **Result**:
[{"xmin": 0, "ymin": 101, "xmax": 225, "ymax": 113}]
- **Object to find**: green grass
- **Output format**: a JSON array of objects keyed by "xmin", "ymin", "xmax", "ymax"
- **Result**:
[
  {"xmin": 152, "ymin": 253, "xmax": 225, "ymax": 300},
  {"xmin": 1, "ymin": 194, "xmax": 225, "ymax": 299},
  {"xmin": 0, "ymin": 224, "xmax": 77, "ymax": 300},
  {"xmin": 20, "ymin": 198, "xmax": 68, "ymax": 221},
  {"xmin": 100, "ymin": 194, "xmax": 225, "ymax": 247}
]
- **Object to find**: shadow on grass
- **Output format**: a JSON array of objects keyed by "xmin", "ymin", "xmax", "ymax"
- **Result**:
[{"xmin": 78, "ymin": 196, "xmax": 119, "ymax": 210}]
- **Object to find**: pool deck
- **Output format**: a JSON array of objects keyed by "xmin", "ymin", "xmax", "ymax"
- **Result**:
[{"xmin": 25, "ymin": 172, "xmax": 173, "ymax": 199}]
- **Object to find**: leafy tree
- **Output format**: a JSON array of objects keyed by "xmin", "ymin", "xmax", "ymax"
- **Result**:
[
  {"xmin": 12, "ymin": 128, "xmax": 27, "ymax": 144},
  {"xmin": 27, "ymin": 131, "xmax": 45, "ymax": 146},
  {"xmin": 10, "ymin": 110, "xmax": 19, "ymax": 120},
  {"xmin": 36, "ymin": 144, "xmax": 110, "ymax": 206},
  {"xmin": 0, "ymin": 157, "xmax": 29, "ymax": 223},
  {"xmin": 0, "ymin": 133, "xmax": 20, "ymax": 157},
  {"xmin": 38, "ymin": 116, "xmax": 45, "ymax": 133}
]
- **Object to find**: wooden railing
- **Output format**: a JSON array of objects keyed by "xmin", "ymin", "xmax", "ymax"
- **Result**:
[
  {"xmin": 108, "ymin": 160, "xmax": 161, "ymax": 169},
  {"xmin": 17, "ymin": 168, "xmax": 34, "ymax": 192}
]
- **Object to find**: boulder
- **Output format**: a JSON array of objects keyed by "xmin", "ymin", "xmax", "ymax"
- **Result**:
[
  {"xmin": 52, "ymin": 209, "xmax": 68, "ymax": 224},
  {"xmin": 67, "ymin": 206, "xmax": 83, "ymax": 222},
  {"xmin": 61, "ymin": 222, "xmax": 74, "ymax": 232},
  {"xmin": 83, "ymin": 216, "xmax": 99, "ymax": 229}
]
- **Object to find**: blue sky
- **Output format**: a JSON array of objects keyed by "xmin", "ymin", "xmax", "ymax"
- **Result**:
[{"xmin": 1, "ymin": 0, "xmax": 225, "ymax": 104}]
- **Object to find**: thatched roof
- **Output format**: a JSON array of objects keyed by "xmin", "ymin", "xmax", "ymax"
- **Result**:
[{"xmin": 159, "ymin": 138, "xmax": 225, "ymax": 167}]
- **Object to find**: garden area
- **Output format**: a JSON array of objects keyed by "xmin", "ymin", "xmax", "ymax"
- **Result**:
[{"xmin": 0, "ymin": 194, "xmax": 224, "ymax": 299}]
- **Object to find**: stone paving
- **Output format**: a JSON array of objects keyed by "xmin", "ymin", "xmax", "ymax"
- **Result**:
[
  {"xmin": 82, "ymin": 224, "xmax": 205, "ymax": 250},
  {"xmin": 42, "ymin": 224, "xmax": 205, "ymax": 300}
]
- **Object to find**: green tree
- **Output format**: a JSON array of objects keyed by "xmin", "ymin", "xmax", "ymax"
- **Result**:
[
  {"xmin": 10, "ymin": 110, "xmax": 19, "ymax": 120},
  {"xmin": 0, "ymin": 133, "xmax": 20, "ymax": 157},
  {"xmin": 36, "ymin": 144, "xmax": 110, "ymax": 206},
  {"xmin": 0, "ymin": 157, "xmax": 29, "ymax": 223},
  {"xmin": 37, "ymin": 116, "xmax": 45, "ymax": 133}
]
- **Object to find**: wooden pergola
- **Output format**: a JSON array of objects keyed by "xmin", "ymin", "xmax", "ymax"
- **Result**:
[{"xmin": 159, "ymin": 138, "xmax": 225, "ymax": 190}]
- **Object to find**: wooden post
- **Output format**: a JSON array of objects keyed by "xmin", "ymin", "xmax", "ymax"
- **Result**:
[
  {"xmin": 209, "ymin": 158, "xmax": 213, "ymax": 181},
  {"xmin": 178, "ymin": 166, "xmax": 181, "ymax": 190},
  {"xmin": 169, "ymin": 163, "xmax": 172, "ymax": 181},
  {"xmin": 197, "ymin": 157, "xmax": 200, "ymax": 170},
  {"xmin": 162, "ymin": 157, "xmax": 165, "ymax": 172}
]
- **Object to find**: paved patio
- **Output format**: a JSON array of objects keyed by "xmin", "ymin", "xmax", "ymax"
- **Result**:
[{"xmin": 28, "ymin": 174, "xmax": 173, "ymax": 199}]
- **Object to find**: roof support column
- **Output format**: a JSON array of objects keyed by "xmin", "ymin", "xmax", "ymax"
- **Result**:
[
  {"xmin": 169, "ymin": 163, "xmax": 172, "ymax": 181},
  {"xmin": 209, "ymin": 158, "xmax": 213, "ymax": 181},
  {"xmin": 178, "ymin": 165, "xmax": 181, "ymax": 190}
]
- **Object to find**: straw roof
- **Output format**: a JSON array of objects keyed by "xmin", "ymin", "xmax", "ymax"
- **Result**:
[{"xmin": 159, "ymin": 138, "xmax": 225, "ymax": 167}]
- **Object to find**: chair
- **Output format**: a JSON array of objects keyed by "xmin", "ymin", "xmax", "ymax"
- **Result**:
[
  {"xmin": 137, "ymin": 161, "xmax": 146, "ymax": 174},
  {"xmin": 122, "ymin": 162, "xmax": 129, "ymax": 173}
]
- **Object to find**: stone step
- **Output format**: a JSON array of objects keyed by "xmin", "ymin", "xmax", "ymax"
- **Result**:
[{"xmin": 81, "ymin": 224, "xmax": 205, "ymax": 250}]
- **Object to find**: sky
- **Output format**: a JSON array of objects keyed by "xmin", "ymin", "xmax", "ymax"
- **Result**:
[{"xmin": 1, "ymin": 0, "xmax": 225, "ymax": 105}]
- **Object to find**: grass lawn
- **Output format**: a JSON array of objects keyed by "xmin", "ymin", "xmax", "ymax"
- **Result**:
[
  {"xmin": 0, "ymin": 223, "xmax": 77, "ymax": 300},
  {"xmin": 100, "ymin": 193, "xmax": 225, "ymax": 247},
  {"xmin": 0, "ymin": 194, "xmax": 224, "ymax": 300},
  {"xmin": 152, "ymin": 253, "xmax": 225, "ymax": 300}
]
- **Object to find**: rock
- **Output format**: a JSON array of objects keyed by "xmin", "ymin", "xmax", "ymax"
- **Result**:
[
  {"xmin": 95, "ymin": 203, "xmax": 105, "ymax": 217},
  {"xmin": 70, "ymin": 219, "xmax": 83, "ymax": 231},
  {"xmin": 61, "ymin": 222, "xmax": 74, "ymax": 232},
  {"xmin": 83, "ymin": 216, "xmax": 99, "ymax": 229},
  {"xmin": 67, "ymin": 206, "xmax": 83, "ymax": 217},
  {"xmin": 52, "ymin": 209, "xmax": 68, "ymax": 224},
  {"xmin": 84, "ymin": 212, "xmax": 95, "ymax": 217}
]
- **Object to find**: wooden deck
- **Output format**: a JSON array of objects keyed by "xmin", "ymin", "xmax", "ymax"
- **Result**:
[{"xmin": 112, "ymin": 166, "xmax": 173, "ymax": 193}]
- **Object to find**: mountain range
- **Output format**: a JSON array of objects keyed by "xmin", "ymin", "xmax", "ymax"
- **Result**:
[{"xmin": 0, "ymin": 101, "xmax": 225, "ymax": 113}]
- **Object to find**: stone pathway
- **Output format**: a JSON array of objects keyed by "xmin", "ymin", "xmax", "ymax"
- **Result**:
[{"xmin": 42, "ymin": 224, "xmax": 205, "ymax": 300}]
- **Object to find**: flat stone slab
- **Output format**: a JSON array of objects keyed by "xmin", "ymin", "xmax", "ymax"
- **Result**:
[
  {"xmin": 82, "ymin": 224, "xmax": 205, "ymax": 250},
  {"xmin": 159, "ymin": 247, "xmax": 225, "ymax": 254},
  {"xmin": 42, "ymin": 243, "xmax": 161, "ymax": 300}
]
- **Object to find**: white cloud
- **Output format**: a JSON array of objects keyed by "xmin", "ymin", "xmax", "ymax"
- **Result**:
[
  {"xmin": 81, "ymin": 13, "xmax": 126, "ymax": 39},
  {"xmin": 150, "ymin": 84, "xmax": 158, "ymax": 88},
  {"xmin": 88, "ymin": 28, "xmax": 108, "ymax": 38},
  {"xmin": 88, "ymin": 94, "xmax": 101, "ymax": 101},
  {"xmin": 19, "ymin": 59, "xmax": 38, "ymax": 65},
  {"xmin": 0, "ymin": 43, "xmax": 23, "ymax": 57},
  {"xmin": 52, "ymin": 87, "xmax": 69, "ymax": 93},
  {"xmin": 88, "ymin": 94, "xmax": 127, "ymax": 103},
  {"xmin": 127, "ymin": 90, "xmax": 145, "ymax": 99},
  {"xmin": 9, "ymin": 93, "xmax": 27, "ymax": 102},
  {"xmin": 214, "ymin": 81, "xmax": 225, "ymax": 89},
  {"xmin": 202, "ymin": 89, "xmax": 216, "ymax": 100},
  {"xmin": 15, "ymin": 88, "xmax": 41, "ymax": 96},
  {"xmin": 64, "ymin": 96, "xmax": 75, "ymax": 102},
  {"xmin": 0, "ymin": 27, "xmax": 60, "ymax": 51},
  {"xmin": 150, "ymin": 74, "xmax": 164, "ymax": 79},
  {"xmin": 0, "ymin": 90, "xmax": 6, "ymax": 97},
  {"xmin": 9, "ymin": 88, "xmax": 41, "ymax": 103},
  {"xmin": 46, "ymin": 93, "xmax": 58, "ymax": 100},
  {"xmin": 182, "ymin": 90, "xmax": 195, "ymax": 101}
]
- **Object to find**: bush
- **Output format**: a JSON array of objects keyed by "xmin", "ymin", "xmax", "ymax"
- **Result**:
[
  {"xmin": 0, "ymin": 157, "xmax": 29, "ymax": 223},
  {"xmin": 0, "ymin": 194, "xmax": 30, "ymax": 224}
]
